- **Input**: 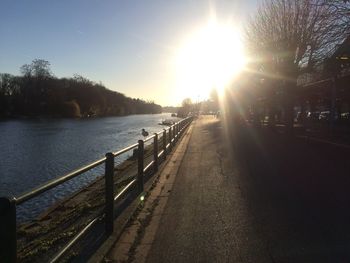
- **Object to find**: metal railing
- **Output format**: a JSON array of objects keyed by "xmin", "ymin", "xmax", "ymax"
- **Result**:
[{"xmin": 0, "ymin": 116, "xmax": 193, "ymax": 263}]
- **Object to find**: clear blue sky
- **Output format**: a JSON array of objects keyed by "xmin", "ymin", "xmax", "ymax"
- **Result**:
[{"xmin": 0, "ymin": 0, "xmax": 258, "ymax": 106}]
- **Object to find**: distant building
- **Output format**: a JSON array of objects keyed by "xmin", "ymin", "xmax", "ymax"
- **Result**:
[
  {"xmin": 329, "ymin": 35, "xmax": 350, "ymax": 76},
  {"xmin": 297, "ymin": 36, "xmax": 350, "ymax": 115}
]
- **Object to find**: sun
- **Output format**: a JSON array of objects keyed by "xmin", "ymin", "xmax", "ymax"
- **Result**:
[{"xmin": 174, "ymin": 20, "xmax": 246, "ymax": 103}]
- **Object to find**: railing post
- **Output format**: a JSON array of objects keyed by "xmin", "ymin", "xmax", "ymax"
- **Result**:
[
  {"xmin": 172, "ymin": 125, "xmax": 175, "ymax": 146},
  {"xmin": 174, "ymin": 124, "xmax": 177, "ymax": 143},
  {"xmin": 169, "ymin": 127, "xmax": 172, "ymax": 152},
  {"xmin": 137, "ymin": 140, "xmax": 144, "ymax": 193},
  {"xmin": 183, "ymin": 119, "xmax": 187, "ymax": 131},
  {"xmin": 153, "ymin": 133, "xmax": 159, "ymax": 173},
  {"xmin": 176, "ymin": 123, "xmax": 179, "ymax": 142},
  {"xmin": 172, "ymin": 125, "xmax": 175, "ymax": 145},
  {"xmin": 105, "ymin": 152, "xmax": 114, "ymax": 234},
  {"xmin": 163, "ymin": 129, "xmax": 167, "ymax": 159},
  {"xmin": 0, "ymin": 197, "xmax": 17, "ymax": 263}
]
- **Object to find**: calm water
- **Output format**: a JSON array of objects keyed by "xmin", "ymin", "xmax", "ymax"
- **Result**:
[{"xmin": 0, "ymin": 113, "xmax": 175, "ymax": 220}]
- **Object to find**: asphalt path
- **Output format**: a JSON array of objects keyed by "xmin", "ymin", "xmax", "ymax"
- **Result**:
[{"xmin": 146, "ymin": 116, "xmax": 350, "ymax": 263}]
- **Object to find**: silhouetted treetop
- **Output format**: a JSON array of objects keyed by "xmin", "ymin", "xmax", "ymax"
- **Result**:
[{"xmin": 20, "ymin": 59, "xmax": 53, "ymax": 78}]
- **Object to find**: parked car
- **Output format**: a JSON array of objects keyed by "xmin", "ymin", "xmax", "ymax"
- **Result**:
[
  {"xmin": 339, "ymin": 112, "xmax": 350, "ymax": 125},
  {"xmin": 318, "ymin": 111, "xmax": 340, "ymax": 122},
  {"xmin": 319, "ymin": 111, "xmax": 330, "ymax": 121},
  {"xmin": 295, "ymin": 111, "xmax": 302, "ymax": 122},
  {"xmin": 341, "ymin": 112, "xmax": 350, "ymax": 120},
  {"xmin": 306, "ymin": 111, "xmax": 320, "ymax": 121}
]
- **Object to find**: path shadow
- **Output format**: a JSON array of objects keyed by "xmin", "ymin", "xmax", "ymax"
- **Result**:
[{"xmin": 229, "ymin": 123, "xmax": 350, "ymax": 261}]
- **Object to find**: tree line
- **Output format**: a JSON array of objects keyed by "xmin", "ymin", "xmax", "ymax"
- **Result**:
[
  {"xmin": 0, "ymin": 59, "xmax": 162, "ymax": 118},
  {"xmin": 177, "ymin": 90, "xmax": 220, "ymax": 117}
]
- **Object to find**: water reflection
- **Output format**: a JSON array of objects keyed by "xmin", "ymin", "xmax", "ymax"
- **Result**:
[{"xmin": 0, "ymin": 113, "xmax": 175, "ymax": 220}]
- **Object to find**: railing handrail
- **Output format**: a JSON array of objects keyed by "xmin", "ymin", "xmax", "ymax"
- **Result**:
[
  {"xmin": 0, "ymin": 115, "xmax": 193, "ymax": 263},
  {"xmin": 112, "ymin": 142, "xmax": 139, "ymax": 157},
  {"xmin": 143, "ymin": 134, "xmax": 156, "ymax": 142},
  {"xmin": 16, "ymin": 117, "xmax": 189, "ymax": 205},
  {"xmin": 16, "ymin": 157, "xmax": 107, "ymax": 205}
]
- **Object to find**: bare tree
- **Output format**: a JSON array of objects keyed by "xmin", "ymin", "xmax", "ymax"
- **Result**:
[
  {"xmin": 20, "ymin": 59, "xmax": 53, "ymax": 78},
  {"xmin": 246, "ymin": 0, "xmax": 349, "ymax": 75},
  {"xmin": 182, "ymin": 98, "xmax": 193, "ymax": 107},
  {"xmin": 244, "ymin": 0, "xmax": 349, "ymax": 132}
]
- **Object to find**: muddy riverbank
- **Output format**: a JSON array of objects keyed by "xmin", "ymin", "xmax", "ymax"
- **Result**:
[{"xmin": 17, "ymin": 139, "xmax": 162, "ymax": 262}]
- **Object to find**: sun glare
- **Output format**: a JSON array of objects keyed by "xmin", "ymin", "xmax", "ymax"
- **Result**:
[{"xmin": 175, "ymin": 21, "xmax": 246, "ymax": 103}]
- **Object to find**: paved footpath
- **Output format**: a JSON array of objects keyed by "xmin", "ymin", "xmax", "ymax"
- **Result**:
[
  {"xmin": 107, "ymin": 115, "xmax": 350, "ymax": 263},
  {"xmin": 145, "ymin": 116, "xmax": 271, "ymax": 262}
]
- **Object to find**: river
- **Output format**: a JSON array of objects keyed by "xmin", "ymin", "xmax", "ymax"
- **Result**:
[{"xmin": 0, "ymin": 113, "xmax": 176, "ymax": 220}]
